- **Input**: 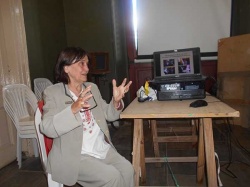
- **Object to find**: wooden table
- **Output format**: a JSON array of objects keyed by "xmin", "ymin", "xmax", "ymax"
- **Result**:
[{"xmin": 120, "ymin": 95, "xmax": 239, "ymax": 187}]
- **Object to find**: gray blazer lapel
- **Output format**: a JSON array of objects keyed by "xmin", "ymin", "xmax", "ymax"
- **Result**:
[{"xmin": 63, "ymin": 84, "xmax": 74, "ymax": 105}]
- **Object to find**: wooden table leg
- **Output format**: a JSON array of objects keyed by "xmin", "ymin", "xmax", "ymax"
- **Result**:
[
  {"xmin": 150, "ymin": 120, "xmax": 161, "ymax": 167},
  {"xmin": 203, "ymin": 118, "xmax": 218, "ymax": 187},
  {"xmin": 197, "ymin": 118, "xmax": 205, "ymax": 183},
  {"xmin": 133, "ymin": 119, "xmax": 144, "ymax": 186},
  {"xmin": 140, "ymin": 120, "xmax": 146, "ymax": 184},
  {"xmin": 151, "ymin": 120, "xmax": 160, "ymax": 157}
]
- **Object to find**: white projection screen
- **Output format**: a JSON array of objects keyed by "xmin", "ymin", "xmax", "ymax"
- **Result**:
[{"xmin": 136, "ymin": 0, "xmax": 232, "ymax": 56}]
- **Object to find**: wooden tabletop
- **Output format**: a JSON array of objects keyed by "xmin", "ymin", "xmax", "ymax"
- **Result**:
[{"xmin": 121, "ymin": 95, "xmax": 240, "ymax": 119}]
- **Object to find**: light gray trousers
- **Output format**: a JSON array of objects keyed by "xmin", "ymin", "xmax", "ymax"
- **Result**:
[{"xmin": 77, "ymin": 147, "xmax": 135, "ymax": 187}]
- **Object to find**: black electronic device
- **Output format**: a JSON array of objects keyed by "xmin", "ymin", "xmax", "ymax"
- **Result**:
[
  {"xmin": 153, "ymin": 47, "xmax": 201, "ymax": 80},
  {"xmin": 149, "ymin": 47, "xmax": 205, "ymax": 101},
  {"xmin": 149, "ymin": 75, "xmax": 206, "ymax": 101},
  {"xmin": 190, "ymin": 99, "xmax": 208, "ymax": 108}
]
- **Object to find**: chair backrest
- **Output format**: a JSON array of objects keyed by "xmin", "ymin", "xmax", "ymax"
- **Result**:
[
  {"xmin": 34, "ymin": 78, "xmax": 53, "ymax": 100},
  {"xmin": 35, "ymin": 107, "xmax": 63, "ymax": 187},
  {"xmin": 2, "ymin": 84, "xmax": 38, "ymax": 132},
  {"xmin": 34, "ymin": 107, "xmax": 47, "ymax": 171}
]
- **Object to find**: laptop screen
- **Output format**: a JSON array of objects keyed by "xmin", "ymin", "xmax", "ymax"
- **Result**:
[{"xmin": 153, "ymin": 47, "xmax": 201, "ymax": 79}]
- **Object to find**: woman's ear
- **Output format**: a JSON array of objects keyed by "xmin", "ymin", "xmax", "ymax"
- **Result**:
[{"xmin": 64, "ymin": 66, "xmax": 69, "ymax": 73}]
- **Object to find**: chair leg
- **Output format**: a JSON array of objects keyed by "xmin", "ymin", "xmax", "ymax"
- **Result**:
[
  {"xmin": 32, "ymin": 138, "xmax": 39, "ymax": 157},
  {"xmin": 17, "ymin": 135, "xmax": 22, "ymax": 169}
]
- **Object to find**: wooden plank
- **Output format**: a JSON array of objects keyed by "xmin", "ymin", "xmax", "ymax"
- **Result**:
[
  {"xmin": 222, "ymin": 99, "xmax": 250, "ymax": 106},
  {"xmin": 203, "ymin": 118, "xmax": 217, "ymax": 187},
  {"xmin": 132, "ymin": 119, "xmax": 142, "ymax": 186},
  {"xmin": 145, "ymin": 157, "xmax": 198, "ymax": 163},
  {"xmin": 151, "ymin": 120, "xmax": 160, "ymax": 157},
  {"xmin": 197, "ymin": 119, "xmax": 205, "ymax": 184},
  {"xmin": 157, "ymin": 126, "xmax": 193, "ymax": 133},
  {"xmin": 192, "ymin": 119, "xmax": 198, "ymax": 147},
  {"xmin": 140, "ymin": 120, "xmax": 146, "ymax": 184},
  {"xmin": 217, "ymin": 74, "xmax": 249, "ymax": 127},
  {"xmin": 150, "ymin": 120, "xmax": 161, "ymax": 167},
  {"xmin": 218, "ymin": 34, "xmax": 250, "ymax": 73},
  {"xmin": 155, "ymin": 135, "xmax": 198, "ymax": 143},
  {"xmin": 217, "ymin": 34, "xmax": 250, "ymax": 127},
  {"xmin": 217, "ymin": 75, "xmax": 250, "ymax": 100}
]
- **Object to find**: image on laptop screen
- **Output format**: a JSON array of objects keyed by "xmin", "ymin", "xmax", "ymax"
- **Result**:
[{"xmin": 153, "ymin": 47, "xmax": 201, "ymax": 80}]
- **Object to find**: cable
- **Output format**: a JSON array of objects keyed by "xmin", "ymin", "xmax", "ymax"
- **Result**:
[
  {"xmin": 164, "ymin": 156, "xmax": 179, "ymax": 187},
  {"xmin": 216, "ymin": 118, "xmax": 250, "ymax": 179},
  {"xmin": 228, "ymin": 118, "xmax": 250, "ymax": 158},
  {"xmin": 221, "ymin": 120, "xmax": 237, "ymax": 178},
  {"xmin": 215, "ymin": 118, "xmax": 237, "ymax": 178},
  {"xmin": 224, "ymin": 119, "xmax": 250, "ymax": 159}
]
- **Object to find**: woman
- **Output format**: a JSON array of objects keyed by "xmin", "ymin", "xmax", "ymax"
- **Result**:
[{"xmin": 40, "ymin": 47, "xmax": 134, "ymax": 187}]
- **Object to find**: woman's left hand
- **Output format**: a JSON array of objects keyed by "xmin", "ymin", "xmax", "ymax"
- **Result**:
[{"xmin": 112, "ymin": 78, "xmax": 132, "ymax": 107}]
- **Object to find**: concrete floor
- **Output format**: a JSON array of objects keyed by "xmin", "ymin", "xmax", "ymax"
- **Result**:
[{"xmin": 0, "ymin": 119, "xmax": 250, "ymax": 187}]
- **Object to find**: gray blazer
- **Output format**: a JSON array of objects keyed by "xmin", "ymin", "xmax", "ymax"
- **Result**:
[{"xmin": 40, "ymin": 82, "xmax": 123, "ymax": 186}]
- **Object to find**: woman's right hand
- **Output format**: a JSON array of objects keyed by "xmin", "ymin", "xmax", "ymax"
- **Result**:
[{"xmin": 71, "ymin": 85, "xmax": 93, "ymax": 114}]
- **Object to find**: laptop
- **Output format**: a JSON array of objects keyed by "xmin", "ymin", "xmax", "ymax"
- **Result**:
[{"xmin": 153, "ymin": 47, "xmax": 202, "ymax": 83}]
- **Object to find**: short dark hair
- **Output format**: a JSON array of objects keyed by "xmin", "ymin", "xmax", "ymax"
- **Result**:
[{"xmin": 54, "ymin": 47, "xmax": 88, "ymax": 84}]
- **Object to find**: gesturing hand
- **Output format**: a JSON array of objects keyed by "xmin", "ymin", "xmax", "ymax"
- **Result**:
[
  {"xmin": 112, "ymin": 78, "xmax": 132, "ymax": 107},
  {"xmin": 71, "ymin": 85, "xmax": 92, "ymax": 114}
]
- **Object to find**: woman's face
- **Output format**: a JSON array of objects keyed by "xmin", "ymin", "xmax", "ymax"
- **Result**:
[{"xmin": 64, "ymin": 55, "xmax": 89, "ymax": 85}]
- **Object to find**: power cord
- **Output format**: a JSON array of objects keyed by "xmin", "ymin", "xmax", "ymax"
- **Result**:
[
  {"xmin": 217, "ymin": 118, "xmax": 250, "ymax": 179},
  {"xmin": 164, "ymin": 156, "xmax": 179, "ymax": 187},
  {"xmin": 220, "ymin": 118, "xmax": 237, "ymax": 178}
]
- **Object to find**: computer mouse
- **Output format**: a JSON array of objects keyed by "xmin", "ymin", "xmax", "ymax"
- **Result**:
[{"xmin": 189, "ymin": 99, "xmax": 208, "ymax": 108}]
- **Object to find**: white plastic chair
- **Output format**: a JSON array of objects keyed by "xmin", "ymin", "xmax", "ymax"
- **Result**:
[
  {"xmin": 34, "ymin": 78, "xmax": 53, "ymax": 101},
  {"xmin": 35, "ymin": 108, "xmax": 64, "ymax": 187},
  {"xmin": 2, "ymin": 84, "xmax": 39, "ymax": 168}
]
